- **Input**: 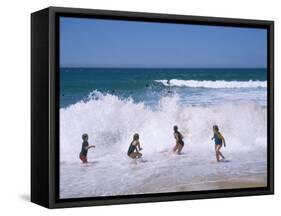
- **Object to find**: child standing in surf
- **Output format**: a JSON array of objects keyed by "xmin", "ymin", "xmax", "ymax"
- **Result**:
[
  {"xmin": 173, "ymin": 125, "xmax": 184, "ymax": 154},
  {"xmin": 79, "ymin": 133, "xmax": 95, "ymax": 163},
  {"xmin": 127, "ymin": 133, "xmax": 143, "ymax": 159},
  {"xmin": 212, "ymin": 125, "xmax": 226, "ymax": 162}
]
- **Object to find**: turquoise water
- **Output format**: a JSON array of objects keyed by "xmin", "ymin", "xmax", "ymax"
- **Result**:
[{"xmin": 60, "ymin": 68, "xmax": 267, "ymax": 108}]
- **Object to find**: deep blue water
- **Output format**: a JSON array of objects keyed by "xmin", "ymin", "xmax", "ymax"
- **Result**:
[{"xmin": 60, "ymin": 68, "xmax": 267, "ymax": 108}]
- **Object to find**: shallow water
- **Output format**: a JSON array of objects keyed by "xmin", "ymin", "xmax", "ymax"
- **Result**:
[{"xmin": 60, "ymin": 150, "xmax": 267, "ymax": 198}]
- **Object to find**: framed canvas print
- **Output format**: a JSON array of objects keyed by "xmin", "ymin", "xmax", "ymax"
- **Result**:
[{"xmin": 31, "ymin": 7, "xmax": 274, "ymax": 208}]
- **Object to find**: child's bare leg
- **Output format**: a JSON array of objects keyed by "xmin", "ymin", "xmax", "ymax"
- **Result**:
[
  {"xmin": 217, "ymin": 145, "xmax": 224, "ymax": 159},
  {"xmin": 216, "ymin": 152, "xmax": 220, "ymax": 162},
  {"xmin": 137, "ymin": 152, "xmax": 142, "ymax": 158},
  {"xmin": 215, "ymin": 145, "xmax": 220, "ymax": 162},
  {"xmin": 218, "ymin": 151, "xmax": 225, "ymax": 159},
  {"xmin": 173, "ymin": 144, "xmax": 179, "ymax": 153},
  {"xmin": 129, "ymin": 152, "xmax": 138, "ymax": 159},
  {"xmin": 129, "ymin": 152, "xmax": 142, "ymax": 159},
  {"xmin": 177, "ymin": 145, "xmax": 183, "ymax": 154}
]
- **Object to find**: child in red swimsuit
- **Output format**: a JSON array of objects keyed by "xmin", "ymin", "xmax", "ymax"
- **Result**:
[{"xmin": 79, "ymin": 133, "xmax": 95, "ymax": 163}]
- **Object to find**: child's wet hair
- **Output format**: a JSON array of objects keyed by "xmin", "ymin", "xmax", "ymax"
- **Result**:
[
  {"xmin": 213, "ymin": 125, "xmax": 219, "ymax": 131},
  {"xmin": 173, "ymin": 125, "xmax": 178, "ymax": 131},
  {"xmin": 82, "ymin": 133, "xmax": 88, "ymax": 140},
  {"xmin": 133, "ymin": 133, "xmax": 139, "ymax": 140}
]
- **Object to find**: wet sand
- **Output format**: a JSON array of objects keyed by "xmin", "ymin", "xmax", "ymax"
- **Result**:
[
  {"xmin": 127, "ymin": 171, "xmax": 267, "ymax": 195},
  {"xmin": 158, "ymin": 179, "xmax": 266, "ymax": 193}
]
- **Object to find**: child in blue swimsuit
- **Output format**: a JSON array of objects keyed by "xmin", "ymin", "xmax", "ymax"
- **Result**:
[
  {"xmin": 127, "ymin": 133, "xmax": 143, "ymax": 159},
  {"xmin": 212, "ymin": 125, "xmax": 226, "ymax": 162}
]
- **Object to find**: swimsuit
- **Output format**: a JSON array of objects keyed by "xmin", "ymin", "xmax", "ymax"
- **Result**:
[
  {"xmin": 175, "ymin": 131, "xmax": 184, "ymax": 146},
  {"xmin": 79, "ymin": 154, "xmax": 87, "ymax": 163},
  {"xmin": 178, "ymin": 140, "xmax": 184, "ymax": 146},
  {"xmin": 79, "ymin": 141, "xmax": 89, "ymax": 163},
  {"xmin": 213, "ymin": 133, "xmax": 222, "ymax": 145},
  {"xmin": 127, "ymin": 142, "xmax": 136, "ymax": 156},
  {"xmin": 80, "ymin": 141, "xmax": 89, "ymax": 156}
]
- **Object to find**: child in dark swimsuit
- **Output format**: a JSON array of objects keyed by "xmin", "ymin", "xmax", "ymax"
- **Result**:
[
  {"xmin": 173, "ymin": 125, "xmax": 184, "ymax": 154},
  {"xmin": 79, "ymin": 133, "xmax": 95, "ymax": 163},
  {"xmin": 127, "ymin": 133, "xmax": 143, "ymax": 159},
  {"xmin": 212, "ymin": 125, "xmax": 226, "ymax": 162}
]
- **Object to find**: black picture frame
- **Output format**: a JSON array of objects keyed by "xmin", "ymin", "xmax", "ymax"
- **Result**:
[{"xmin": 31, "ymin": 6, "xmax": 274, "ymax": 209}]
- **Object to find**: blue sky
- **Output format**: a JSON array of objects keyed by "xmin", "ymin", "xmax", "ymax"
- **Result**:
[{"xmin": 60, "ymin": 17, "xmax": 267, "ymax": 68}]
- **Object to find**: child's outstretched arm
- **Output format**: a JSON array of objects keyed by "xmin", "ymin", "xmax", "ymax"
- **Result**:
[
  {"xmin": 220, "ymin": 134, "xmax": 226, "ymax": 147},
  {"xmin": 135, "ymin": 145, "xmax": 140, "ymax": 153},
  {"xmin": 137, "ymin": 141, "xmax": 142, "ymax": 151},
  {"xmin": 86, "ymin": 145, "xmax": 95, "ymax": 149},
  {"xmin": 175, "ymin": 133, "xmax": 180, "ymax": 142}
]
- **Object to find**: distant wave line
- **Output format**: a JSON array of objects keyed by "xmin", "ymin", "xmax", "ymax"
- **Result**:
[{"xmin": 156, "ymin": 79, "xmax": 267, "ymax": 88}]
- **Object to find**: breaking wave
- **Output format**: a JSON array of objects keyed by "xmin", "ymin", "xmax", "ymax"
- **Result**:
[
  {"xmin": 60, "ymin": 91, "xmax": 267, "ymax": 162},
  {"xmin": 156, "ymin": 79, "xmax": 267, "ymax": 88}
]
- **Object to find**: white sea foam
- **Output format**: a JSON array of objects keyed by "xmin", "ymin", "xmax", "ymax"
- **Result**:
[
  {"xmin": 156, "ymin": 79, "xmax": 267, "ymax": 88},
  {"xmin": 60, "ymin": 91, "xmax": 267, "ymax": 162}
]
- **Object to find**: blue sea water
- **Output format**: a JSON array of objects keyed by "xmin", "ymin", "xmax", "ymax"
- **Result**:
[{"xmin": 60, "ymin": 68, "xmax": 267, "ymax": 108}]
